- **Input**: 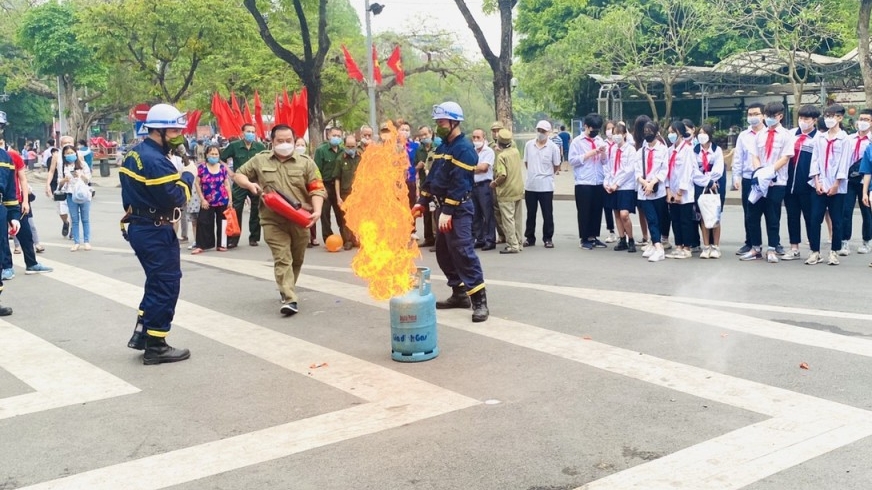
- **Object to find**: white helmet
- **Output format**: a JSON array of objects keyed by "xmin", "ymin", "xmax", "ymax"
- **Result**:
[
  {"xmin": 144, "ymin": 104, "xmax": 187, "ymax": 129},
  {"xmin": 431, "ymin": 102, "xmax": 464, "ymax": 122}
]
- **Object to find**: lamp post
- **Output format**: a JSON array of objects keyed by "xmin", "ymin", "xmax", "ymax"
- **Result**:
[{"xmin": 364, "ymin": 0, "xmax": 384, "ymax": 134}]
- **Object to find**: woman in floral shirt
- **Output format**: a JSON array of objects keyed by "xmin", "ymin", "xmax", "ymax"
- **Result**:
[{"xmin": 191, "ymin": 145, "xmax": 232, "ymax": 254}]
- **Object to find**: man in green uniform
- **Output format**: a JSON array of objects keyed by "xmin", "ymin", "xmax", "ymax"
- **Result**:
[
  {"xmin": 232, "ymin": 125, "xmax": 326, "ymax": 316},
  {"xmin": 489, "ymin": 121, "xmax": 506, "ymax": 243},
  {"xmin": 314, "ymin": 126, "xmax": 344, "ymax": 242},
  {"xmin": 221, "ymin": 123, "xmax": 266, "ymax": 248},
  {"xmin": 334, "ymin": 134, "xmax": 360, "ymax": 250},
  {"xmin": 492, "ymin": 129, "xmax": 525, "ymax": 254}
]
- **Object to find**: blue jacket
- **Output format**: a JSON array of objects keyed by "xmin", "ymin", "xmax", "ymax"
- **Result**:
[
  {"xmin": 120, "ymin": 138, "xmax": 193, "ymax": 214},
  {"xmin": 787, "ymin": 128, "xmax": 817, "ymax": 195},
  {"xmin": 0, "ymin": 148, "xmax": 20, "ymax": 221},
  {"xmin": 417, "ymin": 132, "xmax": 477, "ymax": 216}
]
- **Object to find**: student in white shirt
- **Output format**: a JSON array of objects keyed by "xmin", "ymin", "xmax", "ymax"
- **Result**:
[
  {"xmin": 806, "ymin": 104, "xmax": 851, "ymax": 265},
  {"xmin": 733, "ymin": 103, "xmax": 766, "ymax": 255},
  {"xmin": 604, "ymin": 122, "xmax": 637, "ymax": 252},
  {"xmin": 693, "ymin": 124, "xmax": 725, "ymax": 258},
  {"xmin": 523, "ymin": 120, "xmax": 561, "ymax": 248},
  {"xmin": 635, "ymin": 120, "xmax": 669, "ymax": 262},
  {"xmin": 664, "ymin": 121, "xmax": 697, "ymax": 259},
  {"xmin": 741, "ymin": 102, "xmax": 794, "ymax": 263},
  {"xmin": 632, "ymin": 116, "xmax": 653, "ymax": 245},
  {"xmin": 602, "ymin": 120, "xmax": 618, "ymax": 243},
  {"xmin": 568, "ymin": 113, "xmax": 607, "ymax": 250},
  {"xmin": 782, "ymin": 105, "xmax": 820, "ymax": 260},
  {"xmin": 839, "ymin": 108, "xmax": 872, "ymax": 255}
]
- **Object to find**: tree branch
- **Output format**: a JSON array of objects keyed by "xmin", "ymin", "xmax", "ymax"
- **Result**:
[
  {"xmin": 314, "ymin": 0, "xmax": 331, "ymax": 72},
  {"xmin": 452, "ymin": 0, "xmax": 498, "ymax": 68},
  {"xmin": 243, "ymin": 0, "xmax": 306, "ymax": 75}
]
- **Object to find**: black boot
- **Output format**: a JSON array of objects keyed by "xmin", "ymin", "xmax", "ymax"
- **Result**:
[
  {"xmin": 127, "ymin": 316, "xmax": 146, "ymax": 350},
  {"xmin": 627, "ymin": 238, "xmax": 637, "ymax": 253},
  {"xmin": 143, "ymin": 335, "xmax": 191, "ymax": 365},
  {"xmin": 0, "ymin": 303, "xmax": 12, "ymax": 316},
  {"xmin": 436, "ymin": 286, "xmax": 471, "ymax": 309},
  {"xmin": 613, "ymin": 237, "xmax": 628, "ymax": 251},
  {"xmin": 471, "ymin": 289, "xmax": 489, "ymax": 322}
]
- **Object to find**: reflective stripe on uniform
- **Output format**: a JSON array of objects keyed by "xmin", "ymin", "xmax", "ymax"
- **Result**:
[
  {"xmin": 175, "ymin": 180, "xmax": 191, "ymax": 201},
  {"xmin": 0, "ymin": 163, "xmax": 14, "ymax": 171},
  {"xmin": 2, "ymin": 200, "xmax": 19, "ymax": 206},
  {"xmin": 433, "ymin": 154, "xmax": 475, "ymax": 172},
  {"xmin": 119, "ymin": 166, "xmax": 182, "ymax": 186},
  {"xmin": 145, "ymin": 329, "xmax": 168, "ymax": 338},
  {"xmin": 467, "ymin": 283, "xmax": 485, "ymax": 295},
  {"xmin": 444, "ymin": 198, "xmax": 460, "ymax": 205}
]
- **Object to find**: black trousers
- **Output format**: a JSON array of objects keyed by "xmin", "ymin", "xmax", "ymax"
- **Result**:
[
  {"xmin": 741, "ymin": 177, "xmax": 753, "ymax": 247},
  {"xmin": 524, "ymin": 190, "xmax": 554, "ymax": 244},
  {"xmin": 1, "ymin": 211, "xmax": 37, "ymax": 269},
  {"xmin": 747, "ymin": 185, "xmax": 786, "ymax": 249},
  {"xmin": 810, "ymin": 193, "xmax": 846, "ymax": 252},
  {"xmin": 196, "ymin": 204, "xmax": 228, "ymax": 250},
  {"xmin": 669, "ymin": 202, "xmax": 696, "ymax": 247},
  {"xmin": 842, "ymin": 182, "xmax": 872, "ymax": 242},
  {"xmin": 574, "ymin": 184, "xmax": 603, "ymax": 240},
  {"xmin": 471, "ymin": 182, "xmax": 495, "ymax": 246},
  {"xmin": 784, "ymin": 190, "xmax": 813, "ymax": 245},
  {"xmin": 320, "ymin": 181, "xmax": 345, "ymax": 241}
]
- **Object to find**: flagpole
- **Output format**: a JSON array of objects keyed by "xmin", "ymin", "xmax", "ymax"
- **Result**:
[{"xmin": 365, "ymin": 0, "xmax": 377, "ymax": 135}]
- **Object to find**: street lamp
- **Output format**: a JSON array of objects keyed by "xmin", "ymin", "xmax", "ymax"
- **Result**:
[{"xmin": 365, "ymin": 1, "xmax": 384, "ymax": 134}]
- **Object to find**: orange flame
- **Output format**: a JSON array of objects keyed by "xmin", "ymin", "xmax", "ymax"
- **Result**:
[{"xmin": 342, "ymin": 122, "xmax": 419, "ymax": 300}]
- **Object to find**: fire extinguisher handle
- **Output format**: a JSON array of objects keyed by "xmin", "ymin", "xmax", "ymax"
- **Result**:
[{"xmin": 276, "ymin": 190, "xmax": 303, "ymax": 210}]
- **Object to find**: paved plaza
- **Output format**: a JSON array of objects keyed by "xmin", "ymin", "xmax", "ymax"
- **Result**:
[{"xmin": 2, "ymin": 180, "xmax": 872, "ymax": 489}]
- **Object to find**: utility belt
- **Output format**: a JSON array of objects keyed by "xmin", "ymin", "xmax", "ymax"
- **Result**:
[
  {"xmin": 433, "ymin": 193, "xmax": 471, "ymax": 208},
  {"xmin": 120, "ymin": 207, "xmax": 182, "ymax": 241},
  {"xmin": 474, "ymin": 180, "xmax": 492, "ymax": 187}
]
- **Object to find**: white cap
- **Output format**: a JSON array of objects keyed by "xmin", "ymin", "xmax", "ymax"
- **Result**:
[{"xmin": 535, "ymin": 120, "xmax": 552, "ymax": 132}]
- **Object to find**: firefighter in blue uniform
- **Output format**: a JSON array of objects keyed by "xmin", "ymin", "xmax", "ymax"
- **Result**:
[
  {"xmin": 120, "ymin": 104, "xmax": 194, "ymax": 365},
  {"xmin": 412, "ymin": 102, "xmax": 489, "ymax": 322},
  {"xmin": 0, "ymin": 111, "xmax": 20, "ymax": 316}
]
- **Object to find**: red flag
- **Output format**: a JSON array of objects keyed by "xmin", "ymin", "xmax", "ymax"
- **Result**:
[
  {"xmin": 253, "ymin": 90, "xmax": 266, "ymax": 140},
  {"xmin": 372, "ymin": 45, "xmax": 382, "ymax": 85},
  {"xmin": 341, "ymin": 45, "xmax": 364, "ymax": 83},
  {"xmin": 282, "ymin": 89, "xmax": 295, "ymax": 131},
  {"xmin": 230, "ymin": 92, "xmax": 244, "ymax": 133},
  {"xmin": 243, "ymin": 99, "xmax": 254, "ymax": 126},
  {"xmin": 211, "ymin": 93, "xmax": 236, "ymax": 138},
  {"xmin": 184, "ymin": 110, "xmax": 202, "ymax": 135},
  {"xmin": 387, "ymin": 45, "xmax": 404, "ymax": 86},
  {"xmin": 291, "ymin": 88, "xmax": 308, "ymax": 139}
]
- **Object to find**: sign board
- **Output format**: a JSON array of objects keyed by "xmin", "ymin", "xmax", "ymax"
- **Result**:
[{"xmin": 132, "ymin": 103, "xmax": 150, "ymax": 122}]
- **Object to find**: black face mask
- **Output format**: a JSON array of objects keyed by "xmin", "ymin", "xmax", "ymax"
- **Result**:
[
  {"xmin": 589, "ymin": 130, "xmax": 599, "ymax": 138},
  {"xmin": 644, "ymin": 134, "xmax": 656, "ymax": 143}
]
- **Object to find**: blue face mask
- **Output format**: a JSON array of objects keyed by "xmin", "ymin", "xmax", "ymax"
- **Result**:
[
  {"xmin": 434, "ymin": 136, "xmax": 443, "ymax": 146},
  {"xmin": 330, "ymin": 136, "xmax": 342, "ymax": 147},
  {"xmin": 64, "ymin": 154, "xmax": 77, "ymax": 163},
  {"xmin": 667, "ymin": 133, "xmax": 678, "ymax": 144},
  {"xmin": 207, "ymin": 156, "xmax": 220, "ymax": 164},
  {"xmin": 244, "ymin": 132, "xmax": 256, "ymax": 142},
  {"xmin": 421, "ymin": 138, "xmax": 432, "ymax": 145},
  {"xmin": 765, "ymin": 117, "xmax": 778, "ymax": 128},
  {"xmin": 345, "ymin": 149, "xmax": 356, "ymax": 156}
]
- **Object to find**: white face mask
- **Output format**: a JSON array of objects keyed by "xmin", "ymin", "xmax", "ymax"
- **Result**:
[
  {"xmin": 274, "ymin": 143, "xmax": 294, "ymax": 156},
  {"xmin": 537, "ymin": 133, "xmax": 547, "ymax": 142},
  {"xmin": 697, "ymin": 134, "xmax": 710, "ymax": 145},
  {"xmin": 858, "ymin": 121, "xmax": 871, "ymax": 132},
  {"xmin": 798, "ymin": 120, "xmax": 813, "ymax": 132},
  {"xmin": 473, "ymin": 140, "xmax": 485, "ymax": 149},
  {"xmin": 611, "ymin": 134, "xmax": 624, "ymax": 145},
  {"xmin": 747, "ymin": 116, "xmax": 762, "ymax": 127},
  {"xmin": 605, "ymin": 129, "xmax": 613, "ymax": 138},
  {"xmin": 295, "ymin": 146, "xmax": 307, "ymax": 154},
  {"xmin": 824, "ymin": 118, "xmax": 838, "ymax": 129}
]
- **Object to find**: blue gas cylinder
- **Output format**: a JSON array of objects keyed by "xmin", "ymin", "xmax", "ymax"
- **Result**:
[{"xmin": 389, "ymin": 267, "xmax": 438, "ymax": 362}]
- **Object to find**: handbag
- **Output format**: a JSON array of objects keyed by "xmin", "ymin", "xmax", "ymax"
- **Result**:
[
  {"xmin": 848, "ymin": 159, "xmax": 862, "ymax": 184},
  {"xmin": 223, "ymin": 206, "xmax": 241, "ymax": 237},
  {"xmin": 698, "ymin": 188, "xmax": 721, "ymax": 229},
  {"xmin": 53, "ymin": 190, "xmax": 68, "ymax": 201}
]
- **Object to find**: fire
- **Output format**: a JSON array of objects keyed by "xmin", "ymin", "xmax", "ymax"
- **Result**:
[{"xmin": 342, "ymin": 122, "xmax": 419, "ymax": 300}]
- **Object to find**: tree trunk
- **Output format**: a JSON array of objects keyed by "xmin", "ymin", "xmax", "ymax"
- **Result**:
[
  {"xmin": 859, "ymin": 0, "xmax": 872, "ymax": 105},
  {"xmin": 493, "ymin": 64, "xmax": 512, "ymax": 131},
  {"xmin": 305, "ymin": 70, "xmax": 325, "ymax": 147},
  {"xmin": 61, "ymin": 75, "xmax": 87, "ymax": 141},
  {"xmin": 793, "ymin": 86, "xmax": 804, "ymax": 126}
]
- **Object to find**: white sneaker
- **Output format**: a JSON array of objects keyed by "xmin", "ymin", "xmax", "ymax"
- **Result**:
[
  {"xmin": 700, "ymin": 246, "xmax": 711, "ymax": 259},
  {"xmin": 663, "ymin": 240, "xmax": 673, "ymax": 250},
  {"xmin": 781, "ymin": 249, "xmax": 801, "ymax": 261},
  {"xmin": 642, "ymin": 246, "xmax": 655, "ymax": 258},
  {"xmin": 828, "ymin": 250, "xmax": 840, "ymax": 265},
  {"xmin": 858, "ymin": 241, "xmax": 871, "ymax": 254},
  {"xmin": 767, "ymin": 251, "xmax": 779, "ymax": 263},
  {"xmin": 605, "ymin": 232, "xmax": 617, "ymax": 243},
  {"xmin": 648, "ymin": 249, "xmax": 666, "ymax": 262},
  {"xmin": 838, "ymin": 241, "xmax": 850, "ymax": 256},
  {"xmin": 710, "ymin": 246, "xmax": 721, "ymax": 259},
  {"xmin": 805, "ymin": 251, "xmax": 822, "ymax": 265}
]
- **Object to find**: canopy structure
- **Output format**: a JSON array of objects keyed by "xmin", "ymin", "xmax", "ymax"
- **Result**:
[{"xmin": 590, "ymin": 48, "xmax": 865, "ymax": 122}]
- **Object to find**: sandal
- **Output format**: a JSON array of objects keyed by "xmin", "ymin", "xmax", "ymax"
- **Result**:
[
  {"xmin": 35, "ymin": 246, "xmax": 45, "ymax": 253},
  {"xmin": 217, "ymin": 247, "xmax": 228, "ymax": 252},
  {"xmin": 191, "ymin": 248, "xmax": 204, "ymax": 255}
]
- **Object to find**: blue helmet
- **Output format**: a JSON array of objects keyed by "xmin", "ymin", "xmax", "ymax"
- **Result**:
[{"xmin": 431, "ymin": 102, "xmax": 464, "ymax": 122}]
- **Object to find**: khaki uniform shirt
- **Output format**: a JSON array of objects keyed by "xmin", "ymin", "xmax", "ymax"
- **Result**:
[
  {"xmin": 236, "ymin": 150, "xmax": 328, "ymax": 225},
  {"xmin": 493, "ymin": 145, "xmax": 524, "ymax": 202}
]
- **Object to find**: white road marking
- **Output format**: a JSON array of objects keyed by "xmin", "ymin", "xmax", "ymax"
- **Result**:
[
  {"xmin": 0, "ymin": 320, "xmax": 139, "ymax": 420},
  {"xmin": 21, "ymin": 258, "xmax": 478, "ymax": 489},
  {"xmin": 179, "ymin": 254, "xmax": 872, "ymax": 490}
]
